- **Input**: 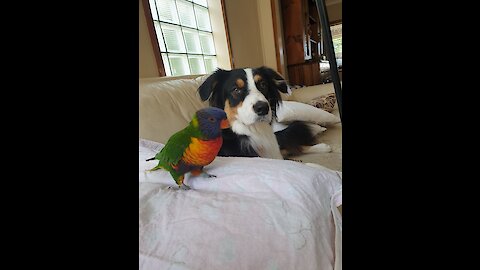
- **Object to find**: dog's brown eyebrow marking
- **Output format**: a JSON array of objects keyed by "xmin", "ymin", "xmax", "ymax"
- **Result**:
[
  {"xmin": 254, "ymin": 74, "xmax": 262, "ymax": 82},
  {"xmin": 235, "ymin": 78, "xmax": 245, "ymax": 88},
  {"xmin": 224, "ymin": 100, "xmax": 240, "ymax": 122}
]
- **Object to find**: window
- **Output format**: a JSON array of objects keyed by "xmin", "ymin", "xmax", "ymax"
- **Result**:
[
  {"xmin": 148, "ymin": 0, "xmax": 218, "ymax": 76},
  {"xmin": 330, "ymin": 23, "xmax": 342, "ymax": 60}
]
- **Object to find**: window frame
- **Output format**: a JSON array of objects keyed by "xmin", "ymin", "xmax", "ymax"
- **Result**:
[
  {"xmin": 141, "ymin": 0, "xmax": 232, "ymax": 77},
  {"xmin": 141, "ymin": 0, "xmax": 167, "ymax": 76}
]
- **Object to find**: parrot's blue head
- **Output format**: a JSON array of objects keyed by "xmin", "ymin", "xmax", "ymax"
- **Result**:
[{"xmin": 195, "ymin": 107, "xmax": 230, "ymax": 139}]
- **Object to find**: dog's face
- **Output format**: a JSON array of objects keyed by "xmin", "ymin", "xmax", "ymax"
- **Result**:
[{"xmin": 198, "ymin": 67, "xmax": 289, "ymax": 126}]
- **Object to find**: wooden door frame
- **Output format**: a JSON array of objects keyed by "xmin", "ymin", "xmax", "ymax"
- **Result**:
[
  {"xmin": 140, "ymin": 0, "xmax": 166, "ymax": 77},
  {"xmin": 270, "ymin": 0, "xmax": 285, "ymax": 76}
]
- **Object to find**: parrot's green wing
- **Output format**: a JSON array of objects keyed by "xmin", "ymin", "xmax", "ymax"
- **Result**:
[{"xmin": 155, "ymin": 127, "xmax": 193, "ymax": 166}]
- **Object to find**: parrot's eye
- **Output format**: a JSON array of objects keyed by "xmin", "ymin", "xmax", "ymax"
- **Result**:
[{"xmin": 208, "ymin": 117, "xmax": 215, "ymax": 122}]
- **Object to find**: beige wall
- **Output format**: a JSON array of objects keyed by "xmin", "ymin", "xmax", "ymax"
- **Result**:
[
  {"xmin": 256, "ymin": 0, "xmax": 278, "ymax": 71},
  {"xmin": 327, "ymin": 2, "xmax": 342, "ymax": 23},
  {"xmin": 224, "ymin": 0, "xmax": 264, "ymax": 69},
  {"xmin": 139, "ymin": 0, "xmax": 159, "ymax": 78},
  {"xmin": 224, "ymin": 0, "xmax": 279, "ymax": 72}
]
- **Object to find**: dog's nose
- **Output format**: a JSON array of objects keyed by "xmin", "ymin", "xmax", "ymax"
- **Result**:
[{"xmin": 253, "ymin": 101, "xmax": 269, "ymax": 116}]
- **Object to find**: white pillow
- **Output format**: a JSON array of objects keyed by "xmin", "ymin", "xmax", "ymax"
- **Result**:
[{"xmin": 276, "ymin": 101, "xmax": 341, "ymax": 126}]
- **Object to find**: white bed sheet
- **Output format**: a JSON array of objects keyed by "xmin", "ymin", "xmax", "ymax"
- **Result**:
[{"xmin": 139, "ymin": 139, "xmax": 342, "ymax": 270}]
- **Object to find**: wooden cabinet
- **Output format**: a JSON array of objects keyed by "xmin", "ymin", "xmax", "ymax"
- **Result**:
[{"xmin": 281, "ymin": 0, "xmax": 322, "ymax": 86}]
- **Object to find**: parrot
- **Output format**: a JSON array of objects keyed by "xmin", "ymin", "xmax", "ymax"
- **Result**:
[{"xmin": 145, "ymin": 107, "xmax": 230, "ymax": 190}]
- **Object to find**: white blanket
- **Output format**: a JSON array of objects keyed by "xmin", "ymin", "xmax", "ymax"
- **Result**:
[{"xmin": 139, "ymin": 139, "xmax": 342, "ymax": 270}]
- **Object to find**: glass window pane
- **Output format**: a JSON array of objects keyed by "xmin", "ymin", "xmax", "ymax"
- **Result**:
[
  {"xmin": 193, "ymin": 0, "xmax": 208, "ymax": 7},
  {"xmin": 194, "ymin": 5, "xmax": 212, "ymax": 32},
  {"xmin": 203, "ymin": 56, "xmax": 218, "ymax": 74},
  {"xmin": 330, "ymin": 24, "xmax": 342, "ymax": 39},
  {"xmin": 188, "ymin": 55, "xmax": 206, "ymax": 74},
  {"xmin": 149, "ymin": 0, "xmax": 158, "ymax": 21},
  {"xmin": 161, "ymin": 53, "xmax": 172, "ymax": 76},
  {"xmin": 161, "ymin": 23, "xmax": 186, "ymax": 53},
  {"xmin": 333, "ymin": 38, "xmax": 342, "ymax": 59},
  {"xmin": 176, "ymin": 0, "xmax": 197, "ymax": 28},
  {"xmin": 168, "ymin": 54, "xmax": 190, "ymax": 76},
  {"xmin": 152, "ymin": 0, "xmax": 217, "ymax": 77},
  {"xmin": 153, "ymin": 21, "xmax": 166, "ymax": 52},
  {"xmin": 199, "ymin": 32, "xmax": 216, "ymax": 55},
  {"xmin": 331, "ymin": 24, "xmax": 342, "ymax": 59},
  {"xmin": 182, "ymin": 29, "xmax": 202, "ymax": 54},
  {"xmin": 156, "ymin": 0, "xmax": 179, "ymax": 24}
]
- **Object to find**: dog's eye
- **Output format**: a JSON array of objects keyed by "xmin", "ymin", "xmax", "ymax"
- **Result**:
[
  {"xmin": 233, "ymin": 88, "xmax": 242, "ymax": 95},
  {"xmin": 259, "ymin": 81, "xmax": 267, "ymax": 89}
]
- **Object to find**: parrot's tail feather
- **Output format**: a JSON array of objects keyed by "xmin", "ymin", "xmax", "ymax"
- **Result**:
[{"xmin": 145, "ymin": 157, "xmax": 155, "ymax": 161}]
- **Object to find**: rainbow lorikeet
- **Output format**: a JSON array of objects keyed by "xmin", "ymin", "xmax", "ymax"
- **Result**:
[{"xmin": 146, "ymin": 107, "xmax": 230, "ymax": 190}]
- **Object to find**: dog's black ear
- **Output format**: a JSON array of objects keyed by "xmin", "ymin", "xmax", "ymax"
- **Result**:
[
  {"xmin": 198, "ymin": 68, "xmax": 227, "ymax": 101},
  {"xmin": 257, "ymin": 66, "xmax": 289, "ymax": 93}
]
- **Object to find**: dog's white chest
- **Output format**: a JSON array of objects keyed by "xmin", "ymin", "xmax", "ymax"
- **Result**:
[{"xmin": 231, "ymin": 121, "xmax": 283, "ymax": 159}]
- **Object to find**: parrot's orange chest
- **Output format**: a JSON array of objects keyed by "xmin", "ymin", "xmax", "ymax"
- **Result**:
[{"xmin": 182, "ymin": 136, "xmax": 223, "ymax": 166}]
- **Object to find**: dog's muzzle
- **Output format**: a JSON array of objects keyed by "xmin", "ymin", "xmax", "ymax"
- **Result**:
[{"xmin": 253, "ymin": 101, "xmax": 269, "ymax": 116}]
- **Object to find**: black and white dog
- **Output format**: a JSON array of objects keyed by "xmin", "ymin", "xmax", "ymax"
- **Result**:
[{"xmin": 198, "ymin": 66, "xmax": 330, "ymax": 160}]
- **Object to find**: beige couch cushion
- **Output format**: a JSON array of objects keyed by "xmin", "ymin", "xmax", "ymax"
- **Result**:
[
  {"xmin": 286, "ymin": 83, "xmax": 342, "ymax": 171},
  {"xmin": 288, "ymin": 83, "xmax": 341, "ymax": 110},
  {"xmin": 139, "ymin": 75, "xmax": 342, "ymax": 171},
  {"xmin": 139, "ymin": 75, "xmax": 208, "ymax": 144}
]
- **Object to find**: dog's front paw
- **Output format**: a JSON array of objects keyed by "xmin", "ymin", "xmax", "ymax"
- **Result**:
[
  {"xmin": 307, "ymin": 143, "xmax": 332, "ymax": 153},
  {"xmin": 317, "ymin": 143, "xmax": 332, "ymax": 153}
]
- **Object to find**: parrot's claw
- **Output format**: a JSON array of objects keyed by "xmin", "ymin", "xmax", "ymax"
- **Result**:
[
  {"xmin": 200, "ymin": 172, "xmax": 216, "ymax": 178},
  {"xmin": 180, "ymin": 184, "xmax": 191, "ymax": 190},
  {"xmin": 168, "ymin": 184, "xmax": 191, "ymax": 190}
]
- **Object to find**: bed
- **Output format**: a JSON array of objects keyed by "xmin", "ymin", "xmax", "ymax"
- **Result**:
[
  {"xmin": 139, "ymin": 75, "xmax": 342, "ymax": 269},
  {"xmin": 139, "ymin": 139, "xmax": 342, "ymax": 270}
]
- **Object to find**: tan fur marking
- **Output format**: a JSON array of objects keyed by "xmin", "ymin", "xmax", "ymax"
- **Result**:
[
  {"xmin": 254, "ymin": 74, "xmax": 262, "ymax": 82},
  {"xmin": 224, "ymin": 100, "xmax": 241, "ymax": 123},
  {"xmin": 235, "ymin": 78, "xmax": 245, "ymax": 88}
]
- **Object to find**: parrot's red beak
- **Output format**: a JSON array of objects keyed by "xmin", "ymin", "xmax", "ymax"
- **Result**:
[{"xmin": 220, "ymin": 119, "xmax": 230, "ymax": 129}]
